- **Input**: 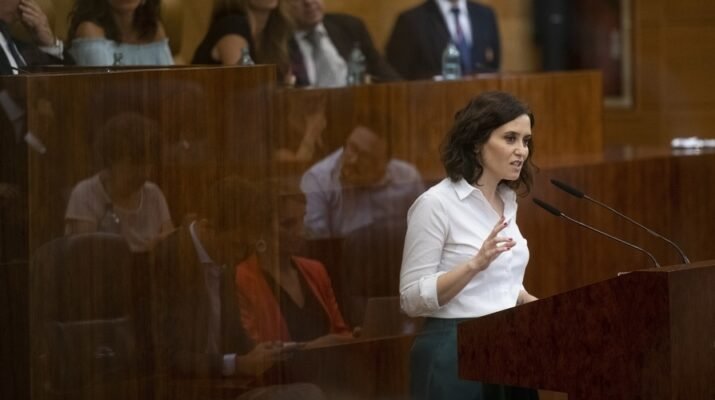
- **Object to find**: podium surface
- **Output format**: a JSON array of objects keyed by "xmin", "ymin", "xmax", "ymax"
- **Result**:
[{"xmin": 458, "ymin": 262, "xmax": 715, "ymax": 399}]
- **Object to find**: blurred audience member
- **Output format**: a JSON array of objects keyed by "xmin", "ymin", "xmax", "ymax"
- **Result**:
[
  {"xmin": 64, "ymin": 112, "xmax": 173, "ymax": 252},
  {"xmin": 386, "ymin": 0, "xmax": 500, "ymax": 80},
  {"xmin": 285, "ymin": 0, "xmax": 399, "ymax": 87},
  {"xmin": 67, "ymin": 0, "xmax": 173, "ymax": 66},
  {"xmin": 193, "ymin": 0, "xmax": 293, "ymax": 84},
  {"xmin": 1, "ymin": 0, "xmax": 64, "ymax": 75},
  {"xmin": 152, "ymin": 177, "xmax": 325, "ymax": 399},
  {"xmin": 300, "ymin": 124, "xmax": 424, "ymax": 239},
  {"xmin": 274, "ymin": 91, "xmax": 327, "ymax": 163},
  {"xmin": 234, "ymin": 180, "xmax": 354, "ymax": 348}
]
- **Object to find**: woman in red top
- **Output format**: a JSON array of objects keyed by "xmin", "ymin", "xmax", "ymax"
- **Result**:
[{"xmin": 233, "ymin": 180, "xmax": 353, "ymax": 347}]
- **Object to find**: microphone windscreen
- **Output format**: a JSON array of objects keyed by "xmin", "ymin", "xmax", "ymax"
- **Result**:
[
  {"xmin": 550, "ymin": 179, "xmax": 585, "ymax": 198},
  {"xmin": 532, "ymin": 198, "xmax": 562, "ymax": 217}
]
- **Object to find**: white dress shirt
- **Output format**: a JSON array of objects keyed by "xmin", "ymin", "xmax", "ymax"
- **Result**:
[
  {"xmin": 294, "ymin": 23, "xmax": 348, "ymax": 87},
  {"xmin": 0, "ymin": 31, "xmax": 23, "ymax": 74},
  {"xmin": 436, "ymin": 0, "xmax": 474, "ymax": 46},
  {"xmin": 300, "ymin": 147, "xmax": 424, "ymax": 238},
  {"xmin": 400, "ymin": 178, "xmax": 528, "ymax": 318}
]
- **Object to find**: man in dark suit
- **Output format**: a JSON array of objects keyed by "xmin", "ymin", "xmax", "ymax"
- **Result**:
[
  {"xmin": 0, "ymin": 0, "xmax": 63, "ymax": 75},
  {"xmin": 386, "ymin": 0, "xmax": 501, "ymax": 80},
  {"xmin": 286, "ymin": 0, "xmax": 400, "ymax": 87}
]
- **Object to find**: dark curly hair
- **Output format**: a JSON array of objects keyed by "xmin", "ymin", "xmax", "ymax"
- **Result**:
[
  {"xmin": 67, "ymin": 0, "xmax": 161, "ymax": 43},
  {"xmin": 441, "ymin": 91, "xmax": 535, "ymax": 195}
]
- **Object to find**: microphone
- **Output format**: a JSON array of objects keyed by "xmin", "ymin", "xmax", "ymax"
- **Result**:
[
  {"xmin": 550, "ymin": 179, "xmax": 690, "ymax": 264},
  {"xmin": 532, "ymin": 197, "xmax": 661, "ymax": 268}
]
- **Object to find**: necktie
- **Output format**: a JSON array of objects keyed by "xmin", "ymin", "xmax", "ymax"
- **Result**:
[
  {"xmin": 306, "ymin": 29, "xmax": 341, "ymax": 87},
  {"xmin": 0, "ymin": 23, "xmax": 26, "ymax": 70},
  {"xmin": 450, "ymin": 7, "xmax": 473, "ymax": 74}
]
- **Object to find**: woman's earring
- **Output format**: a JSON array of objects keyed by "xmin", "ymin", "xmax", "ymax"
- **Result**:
[{"xmin": 255, "ymin": 239, "xmax": 267, "ymax": 253}]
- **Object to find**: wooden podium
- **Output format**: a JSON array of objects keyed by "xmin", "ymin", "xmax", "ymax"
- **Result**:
[{"xmin": 458, "ymin": 262, "xmax": 715, "ymax": 399}]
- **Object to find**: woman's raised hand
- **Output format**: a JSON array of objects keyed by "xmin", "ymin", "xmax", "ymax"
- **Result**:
[{"xmin": 468, "ymin": 216, "xmax": 514, "ymax": 272}]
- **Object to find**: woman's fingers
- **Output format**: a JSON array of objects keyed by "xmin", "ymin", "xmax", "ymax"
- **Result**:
[{"xmin": 485, "ymin": 216, "xmax": 510, "ymax": 240}]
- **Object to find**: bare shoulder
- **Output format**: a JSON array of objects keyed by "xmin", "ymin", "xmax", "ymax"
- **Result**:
[
  {"xmin": 74, "ymin": 21, "xmax": 106, "ymax": 39},
  {"xmin": 154, "ymin": 22, "xmax": 168, "ymax": 41}
]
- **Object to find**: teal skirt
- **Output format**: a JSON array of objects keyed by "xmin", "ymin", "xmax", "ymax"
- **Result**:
[{"xmin": 410, "ymin": 318, "xmax": 539, "ymax": 400}]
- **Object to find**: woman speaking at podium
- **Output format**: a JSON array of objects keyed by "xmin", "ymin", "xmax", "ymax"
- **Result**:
[{"xmin": 399, "ymin": 91, "xmax": 539, "ymax": 400}]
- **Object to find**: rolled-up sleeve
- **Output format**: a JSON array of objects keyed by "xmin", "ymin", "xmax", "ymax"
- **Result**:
[
  {"xmin": 399, "ymin": 193, "xmax": 448, "ymax": 317},
  {"xmin": 300, "ymin": 170, "xmax": 331, "ymax": 239}
]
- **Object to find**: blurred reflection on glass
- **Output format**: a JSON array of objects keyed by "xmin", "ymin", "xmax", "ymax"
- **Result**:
[
  {"xmin": 152, "ymin": 176, "xmax": 257, "ymax": 378},
  {"xmin": 64, "ymin": 112, "xmax": 174, "ymax": 252},
  {"xmin": 0, "ymin": 86, "xmax": 28, "ymax": 262},
  {"xmin": 274, "ymin": 93, "xmax": 327, "ymax": 163},
  {"xmin": 31, "ymin": 232, "xmax": 137, "ymax": 397},
  {"xmin": 300, "ymin": 124, "xmax": 425, "ymax": 239},
  {"xmin": 151, "ymin": 176, "xmax": 326, "ymax": 399},
  {"xmin": 235, "ymin": 180, "xmax": 355, "ymax": 349}
]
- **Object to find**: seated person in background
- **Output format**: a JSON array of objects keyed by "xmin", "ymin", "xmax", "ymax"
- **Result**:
[
  {"xmin": 274, "ymin": 91, "xmax": 327, "ymax": 163},
  {"xmin": 64, "ymin": 112, "xmax": 174, "ymax": 252},
  {"xmin": 300, "ymin": 124, "xmax": 424, "ymax": 239},
  {"xmin": 385, "ymin": 0, "xmax": 500, "ymax": 80},
  {"xmin": 66, "ymin": 0, "xmax": 173, "ymax": 66},
  {"xmin": 285, "ymin": 0, "xmax": 400, "ymax": 87},
  {"xmin": 152, "ymin": 177, "xmax": 325, "ymax": 399},
  {"xmin": 193, "ymin": 0, "xmax": 293, "ymax": 84},
  {"xmin": 0, "ymin": 0, "xmax": 64, "ymax": 74},
  {"xmin": 235, "ymin": 180, "xmax": 354, "ymax": 347}
]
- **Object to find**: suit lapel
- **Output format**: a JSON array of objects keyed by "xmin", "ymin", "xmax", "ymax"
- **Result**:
[
  {"xmin": 467, "ymin": 2, "xmax": 481, "ymax": 61},
  {"xmin": 0, "ymin": 45, "xmax": 12, "ymax": 75},
  {"xmin": 322, "ymin": 16, "xmax": 350, "ymax": 62},
  {"xmin": 0, "ymin": 27, "xmax": 17, "ymax": 74},
  {"xmin": 425, "ymin": 0, "xmax": 452, "ymax": 61}
]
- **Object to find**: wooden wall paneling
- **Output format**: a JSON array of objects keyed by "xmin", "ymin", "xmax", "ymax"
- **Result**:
[
  {"xmin": 404, "ymin": 78, "xmax": 501, "ymax": 178},
  {"xmin": 662, "ymin": 0, "xmax": 715, "ymax": 21},
  {"xmin": 669, "ymin": 152, "xmax": 715, "ymax": 263},
  {"xmin": 27, "ymin": 73, "xmax": 108, "ymax": 249},
  {"xmin": 661, "ymin": 26, "xmax": 715, "ymax": 108},
  {"xmin": 605, "ymin": 0, "xmax": 715, "ymax": 146},
  {"xmin": 548, "ymin": 72, "xmax": 603, "ymax": 157},
  {"xmin": 520, "ymin": 153, "xmax": 702, "ymax": 298}
]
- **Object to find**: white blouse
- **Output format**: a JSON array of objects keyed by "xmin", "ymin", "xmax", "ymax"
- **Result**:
[{"xmin": 399, "ymin": 178, "xmax": 528, "ymax": 318}]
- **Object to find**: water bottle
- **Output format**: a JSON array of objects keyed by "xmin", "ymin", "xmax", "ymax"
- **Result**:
[
  {"xmin": 239, "ymin": 46, "xmax": 255, "ymax": 66},
  {"xmin": 441, "ymin": 42, "xmax": 462, "ymax": 80},
  {"xmin": 98, "ymin": 204, "xmax": 121, "ymax": 234},
  {"xmin": 112, "ymin": 52, "xmax": 123, "ymax": 66},
  {"xmin": 346, "ymin": 42, "xmax": 366, "ymax": 86}
]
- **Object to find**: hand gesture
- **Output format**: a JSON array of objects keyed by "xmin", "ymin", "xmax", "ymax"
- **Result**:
[
  {"xmin": 468, "ymin": 216, "xmax": 514, "ymax": 272},
  {"xmin": 18, "ymin": 0, "xmax": 55, "ymax": 46}
]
